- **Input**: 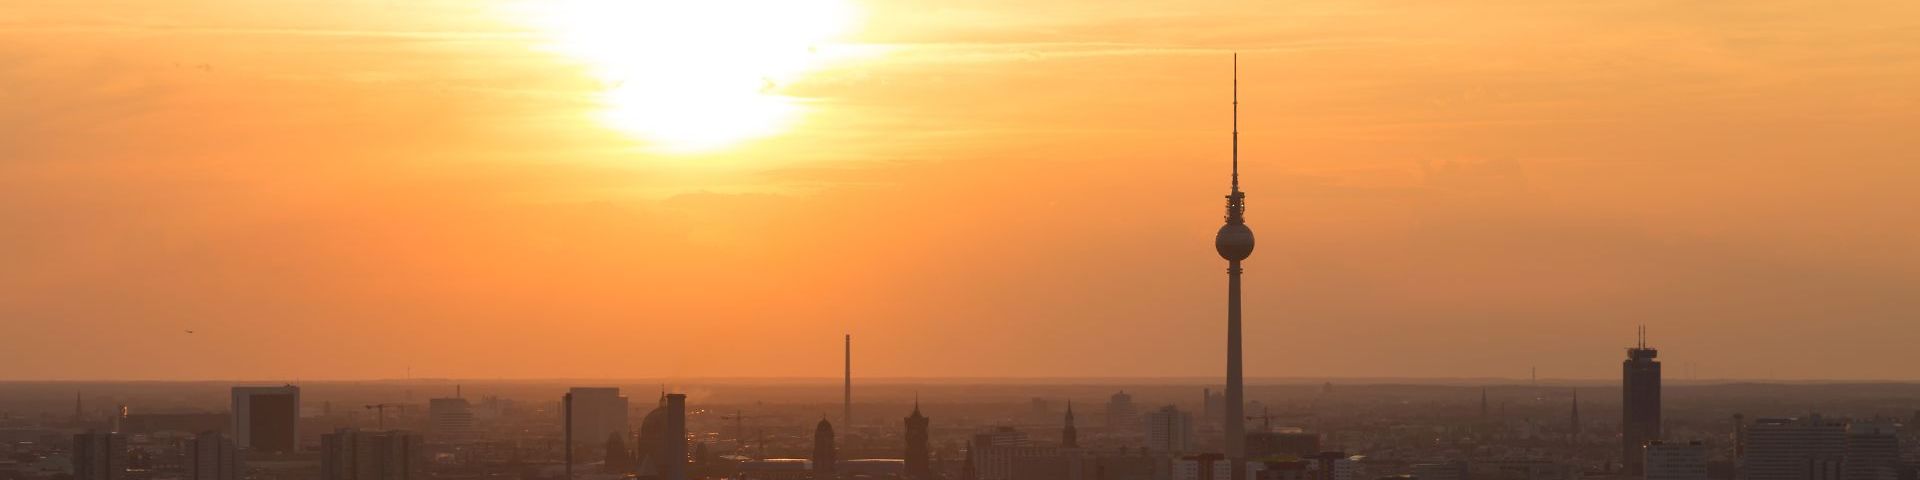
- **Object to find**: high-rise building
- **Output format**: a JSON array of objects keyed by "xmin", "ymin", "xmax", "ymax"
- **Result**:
[
  {"xmin": 1740, "ymin": 415, "xmax": 1846, "ymax": 480},
  {"xmin": 1480, "ymin": 388, "xmax": 1489, "ymax": 419},
  {"xmin": 232, "ymin": 385, "xmax": 300, "ymax": 453},
  {"xmin": 1622, "ymin": 328, "xmax": 1661, "ymax": 474},
  {"xmin": 1213, "ymin": 55, "xmax": 1257, "ymax": 480},
  {"xmin": 1570, "ymin": 389, "xmax": 1582, "ymax": 439},
  {"xmin": 814, "ymin": 418, "xmax": 837, "ymax": 477},
  {"xmin": 565, "ymin": 388, "xmax": 630, "ymax": 454},
  {"xmin": 906, "ymin": 402, "xmax": 931, "ymax": 479},
  {"xmin": 72, "ymin": 432, "xmax": 126, "ymax": 480},
  {"xmin": 188, "ymin": 432, "xmax": 242, "ymax": 480},
  {"xmin": 1106, "ymin": 391, "xmax": 1137, "ymax": 431},
  {"xmin": 1145, "ymin": 406, "xmax": 1196, "ymax": 455},
  {"xmin": 1841, "ymin": 423, "xmax": 1899, "ymax": 480},
  {"xmin": 426, "ymin": 398, "xmax": 476, "ymax": 443},
  {"xmin": 1062, "ymin": 402, "xmax": 1079, "ymax": 448},
  {"xmin": 319, "ymin": 429, "xmax": 423, "ymax": 480},
  {"xmin": 1645, "ymin": 441, "xmax": 1708, "ymax": 480},
  {"xmin": 1202, "ymin": 389, "xmax": 1225, "ymax": 426}
]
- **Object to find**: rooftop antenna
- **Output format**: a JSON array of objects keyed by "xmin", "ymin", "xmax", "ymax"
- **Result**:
[{"xmin": 844, "ymin": 334, "xmax": 852, "ymax": 428}]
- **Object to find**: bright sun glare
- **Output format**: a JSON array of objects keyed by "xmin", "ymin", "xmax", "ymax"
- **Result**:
[{"xmin": 532, "ymin": 0, "xmax": 860, "ymax": 153}]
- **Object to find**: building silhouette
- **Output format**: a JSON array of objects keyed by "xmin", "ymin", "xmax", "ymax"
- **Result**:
[
  {"xmin": 906, "ymin": 402, "xmax": 931, "ymax": 479},
  {"xmin": 624, "ymin": 392, "xmax": 686, "ymax": 480},
  {"xmin": 231, "ymin": 385, "xmax": 300, "ymax": 453},
  {"xmin": 814, "ymin": 418, "xmax": 837, "ymax": 477},
  {"xmin": 427, "ymin": 397, "xmax": 476, "ymax": 443},
  {"xmin": 604, "ymin": 432, "xmax": 632, "ymax": 472},
  {"xmin": 1062, "ymin": 402, "xmax": 1079, "ymax": 448},
  {"xmin": 636, "ymin": 393, "xmax": 671, "ymax": 477},
  {"xmin": 1622, "ymin": 327, "xmax": 1661, "ymax": 474},
  {"xmin": 319, "ymin": 429, "xmax": 423, "ymax": 480},
  {"xmin": 1213, "ymin": 54, "xmax": 1257, "ymax": 480},
  {"xmin": 1842, "ymin": 422, "xmax": 1899, "ymax": 480},
  {"xmin": 565, "ymin": 387, "xmax": 630, "ymax": 456},
  {"xmin": 1202, "ymin": 389, "xmax": 1224, "ymax": 426},
  {"xmin": 1740, "ymin": 415, "xmax": 1846, "ymax": 480},
  {"xmin": 188, "ymin": 431, "xmax": 242, "ymax": 480},
  {"xmin": 72, "ymin": 431, "xmax": 126, "ymax": 480},
  {"xmin": 1645, "ymin": 441, "xmax": 1708, "ymax": 480},
  {"xmin": 1145, "ymin": 406, "xmax": 1196, "ymax": 455},
  {"xmin": 1570, "ymin": 389, "xmax": 1582, "ymax": 439},
  {"xmin": 1106, "ymin": 391, "xmax": 1137, "ymax": 431}
]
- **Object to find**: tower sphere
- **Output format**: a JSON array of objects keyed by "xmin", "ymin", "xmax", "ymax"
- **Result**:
[{"xmin": 1215, "ymin": 222, "xmax": 1254, "ymax": 261}]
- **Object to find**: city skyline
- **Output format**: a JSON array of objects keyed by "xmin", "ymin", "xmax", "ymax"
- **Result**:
[{"xmin": 5, "ymin": 1, "xmax": 1917, "ymax": 480}]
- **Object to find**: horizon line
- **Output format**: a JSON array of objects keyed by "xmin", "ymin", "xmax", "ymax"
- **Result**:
[{"xmin": 5, "ymin": 376, "xmax": 1913, "ymax": 385}]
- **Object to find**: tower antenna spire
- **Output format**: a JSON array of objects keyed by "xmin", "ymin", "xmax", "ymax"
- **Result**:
[{"xmin": 1213, "ymin": 52, "xmax": 1255, "ymax": 480}]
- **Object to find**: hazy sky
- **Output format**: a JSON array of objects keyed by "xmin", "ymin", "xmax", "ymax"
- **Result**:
[{"xmin": 3, "ymin": 0, "xmax": 1917, "ymax": 381}]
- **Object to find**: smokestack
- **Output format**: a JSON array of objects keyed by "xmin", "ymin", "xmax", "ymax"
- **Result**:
[
  {"xmin": 844, "ymin": 334, "xmax": 852, "ymax": 428},
  {"xmin": 562, "ymin": 392, "xmax": 573, "ymax": 480},
  {"xmin": 665, "ymin": 394, "xmax": 688, "ymax": 480}
]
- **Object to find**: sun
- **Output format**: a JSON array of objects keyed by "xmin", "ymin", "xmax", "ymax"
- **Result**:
[{"xmin": 529, "ymin": 0, "xmax": 861, "ymax": 153}]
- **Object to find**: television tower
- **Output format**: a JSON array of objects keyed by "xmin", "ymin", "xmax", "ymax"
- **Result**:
[{"xmin": 1214, "ymin": 54, "xmax": 1257, "ymax": 480}]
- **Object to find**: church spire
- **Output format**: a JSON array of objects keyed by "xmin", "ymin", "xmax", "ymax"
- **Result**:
[{"xmin": 1062, "ymin": 401, "xmax": 1079, "ymax": 448}]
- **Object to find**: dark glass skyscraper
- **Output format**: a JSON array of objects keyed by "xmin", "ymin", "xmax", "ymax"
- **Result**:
[
  {"xmin": 905, "ymin": 402, "xmax": 930, "ymax": 479},
  {"xmin": 232, "ymin": 385, "xmax": 299, "ymax": 454},
  {"xmin": 1623, "ymin": 327, "xmax": 1662, "ymax": 474}
]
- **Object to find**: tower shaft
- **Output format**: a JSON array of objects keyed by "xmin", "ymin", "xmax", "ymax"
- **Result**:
[{"xmin": 1226, "ymin": 259, "xmax": 1245, "ymax": 471}]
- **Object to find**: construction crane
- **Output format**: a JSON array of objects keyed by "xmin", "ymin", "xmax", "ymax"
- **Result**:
[
  {"xmin": 1246, "ymin": 406, "xmax": 1275, "ymax": 432},
  {"xmin": 365, "ymin": 403, "xmax": 403, "ymax": 429},
  {"xmin": 719, "ymin": 410, "xmax": 752, "ymax": 457}
]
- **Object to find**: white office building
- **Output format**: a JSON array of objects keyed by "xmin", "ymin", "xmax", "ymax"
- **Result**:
[
  {"xmin": 427, "ymin": 398, "xmax": 477, "ymax": 443},
  {"xmin": 1144, "ymin": 406, "xmax": 1195, "ymax": 454}
]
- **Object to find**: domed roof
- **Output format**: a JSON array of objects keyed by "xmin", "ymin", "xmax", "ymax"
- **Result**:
[{"xmin": 1215, "ymin": 223, "xmax": 1255, "ymax": 261}]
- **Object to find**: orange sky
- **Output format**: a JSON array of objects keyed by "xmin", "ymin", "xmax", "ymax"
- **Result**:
[{"xmin": 3, "ymin": 0, "xmax": 1918, "ymax": 381}]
